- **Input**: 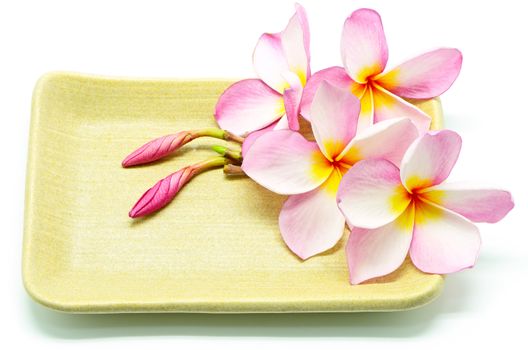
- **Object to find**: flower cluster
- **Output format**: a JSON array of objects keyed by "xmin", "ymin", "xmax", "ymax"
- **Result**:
[{"xmin": 122, "ymin": 4, "xmax": 513, "ymax": 284}]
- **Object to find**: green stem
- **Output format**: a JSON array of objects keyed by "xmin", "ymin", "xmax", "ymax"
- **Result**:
[
  {"xmin": 192, "ymin": 156, "xmax": 228, "ymax": 175},
  {"xmin": 192, "ymin": 128, "xmax": 245, "ymax": 144}
]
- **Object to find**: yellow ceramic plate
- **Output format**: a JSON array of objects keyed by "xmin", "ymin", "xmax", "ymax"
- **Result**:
[{"xmin": 23, "ymin": 72, "xmax": 444, "ymax": 313}]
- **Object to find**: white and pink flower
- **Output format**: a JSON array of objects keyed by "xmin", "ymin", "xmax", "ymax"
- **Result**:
[
  {"xmin": 301, "ymin": 8, "xmax": 462, "ymax": 133},
  {"xmin": 215, "ymin": 3, "xmax": 310, "ymax": 137},
  {"xmin": 336, "ymin": 130, "xmax": 514, "ymax": 284},
  {"xmin": 242, "ymin": 82, "xmax": 419, "ymax": 259}
]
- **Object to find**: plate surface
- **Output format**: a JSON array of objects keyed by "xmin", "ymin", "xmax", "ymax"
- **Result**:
[{"xmin": 23, "ymin": 72, "xmax": 444, "ymax": 313}]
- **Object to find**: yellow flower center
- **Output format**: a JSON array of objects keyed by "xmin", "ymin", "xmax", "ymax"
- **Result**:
[{"xmin": 312, "ymin": 149, "xmax": 355, "ymax": 195}]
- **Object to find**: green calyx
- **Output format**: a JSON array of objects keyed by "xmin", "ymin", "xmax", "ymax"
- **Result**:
[{"xmin": 211, "ymin": 145, "xmax": 243, "ymax": 162}]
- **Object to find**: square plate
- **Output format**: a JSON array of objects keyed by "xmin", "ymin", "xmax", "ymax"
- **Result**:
[{"xmin": 23, "ymin": 72, "xmax": 444, "ymax": 313}]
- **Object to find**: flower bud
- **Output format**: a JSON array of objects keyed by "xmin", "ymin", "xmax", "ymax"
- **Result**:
[
  {"xmin": 129, "ymin": 166, "xmax": 195, "ymax": 218},
  {"xmin": 122, "ymin": 128, "xmax": 245, "ymax": 167},
  {"xmin": 122, "ymin": 132, "xmax": 193, "ymax": 167},
  {"xmin": 128, "ymin": 157, "xmax": 227, "ymax": 218}
]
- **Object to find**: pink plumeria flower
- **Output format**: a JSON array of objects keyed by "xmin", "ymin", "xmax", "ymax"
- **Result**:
[
  {"xmin": 215, "ymin": 3, "xmax": 310, "ymax": 138},
  {"xmin": 337, "ymin": 130, "xmax": 514, "ymax": 284},
  {"xmin": 242, "ymin": 82, "xmax": 419, "ymax": 259},
  {"xmin": 301, "ymin": 8, "xmax": 462, "ymax": 133}
]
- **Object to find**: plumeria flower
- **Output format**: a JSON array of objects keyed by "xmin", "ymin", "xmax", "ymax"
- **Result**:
[
  {"xmin": 337, "ymin": 130, "xmax": 514, "ymax": 284},
  {"xmin": 242, "ymin": 82, "xmax": 419, "ymax": 259},
  {"xmin": 301, "ymin": 8, "xmax": 462, "ymax": 133},
  {"xmin": 215, "ymin": 3, "xmax": 310, "ymax": 138}
]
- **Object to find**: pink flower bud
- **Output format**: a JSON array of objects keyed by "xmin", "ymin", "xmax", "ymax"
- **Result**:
[
  {"xmin": 122, "ymin": 132, "xmax": 193, "ymax": 167},
  {"xmin": 128, "ymin": 157, "xmax": 226, "ymax": 218},
  {"xmin": 129, "ymin": 166, "xmax": 196, "ymax": 218}
]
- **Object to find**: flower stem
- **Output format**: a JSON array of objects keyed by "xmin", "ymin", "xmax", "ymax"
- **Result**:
[
  {"xmin": 192, "ymin": 156, "xmax": 228, "ymax": 175},
  {"xmin": 223, "ymin": 164, "xmax": 246, "ymax": 176},
  {"xmin": 192, "ymin": 127, "xmax": 245, "ymax": 144}
]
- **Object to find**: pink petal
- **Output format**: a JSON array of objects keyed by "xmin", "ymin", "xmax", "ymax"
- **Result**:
[
  {"xmin": 337, "ymin": 159, "xmax": 411, "ymax": 229},
  {"xmin": 346, "ymin": 206, "xmax": 414, "ymax": 284},
  {"xmin": 241, "ymin": 115, "xmax": 292, "ymax": 158},
  {"xmin": 122, "ymin": 132, "xmax": 192, "ymax": 167},
  {"xmin": 371, "ymin": 83, "xmax": 431, "ymax": 134},
  {"xmin": 279, "ymin": 172, "xmax": 346, "ymax": 260},
  {"xmin": 341, "ymin": 8, "xmax": 388, "ymax": 83},
  {"xmin": 410, "ymin": 200, "xmax": 481, "ymax": 274},
  {"xmin": 253, "ymin": 4, "xmax": 310, "ymax": 92},
  {"xmin": 338, "ymin": 118, "xmax": 419, "ymax": 167},
  {"xmin": 214, "ymin": 79, "xmax": 284, "ymax": 136},
  {"xmin": 310, "ymin": 81, "xmax": 360, "ymax": 160},
  {"xmin": 420, "ymin": 183, "xmax": 514, "ymax": 223},
  {"xmin": 375, "ymin": 48, "xmax": 463, "ymax": 99},
  {"xmin": 241, "ymin": 130, "xmax": 332, "ymax": 195},
  {"xmin": 241, "ymin": 121, "xmax": 279, "ymax": 158},
  {"xmin": 253, "ymin": 33, "xmax": 290, "ymax": 93},
  {"xmin": 273, "ymin": 114, "xmax": 290, "ymax": 130},
  {"xmin": 400, "ymin": 130, "xmax": 462, "ymax": 192},
  {"xmin": 284, "ymin": 88, "xmax": 300, "ymax": 130},
  {"xmin": 129, "ymin": 167, "xmax": 194, "ymax": 218},
  {"xmin": 299, "ymin": 66, "xmax": 358, "ymax": 120},
  {"xmin": 282, "ymin": 71, "xmax": 303, "ymax": 131},
  {"xmin": 295, "ymin": 3, "xmax": 310, "ymax": 64},
  {"xmin": 281, "ymin": 3, "xmax": 311, "ymax": 85}
]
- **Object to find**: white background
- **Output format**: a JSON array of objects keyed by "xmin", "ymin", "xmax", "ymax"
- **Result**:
[{"xmin": 1, "ymin": 0, "xmax": 526, "ymax": 348}]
